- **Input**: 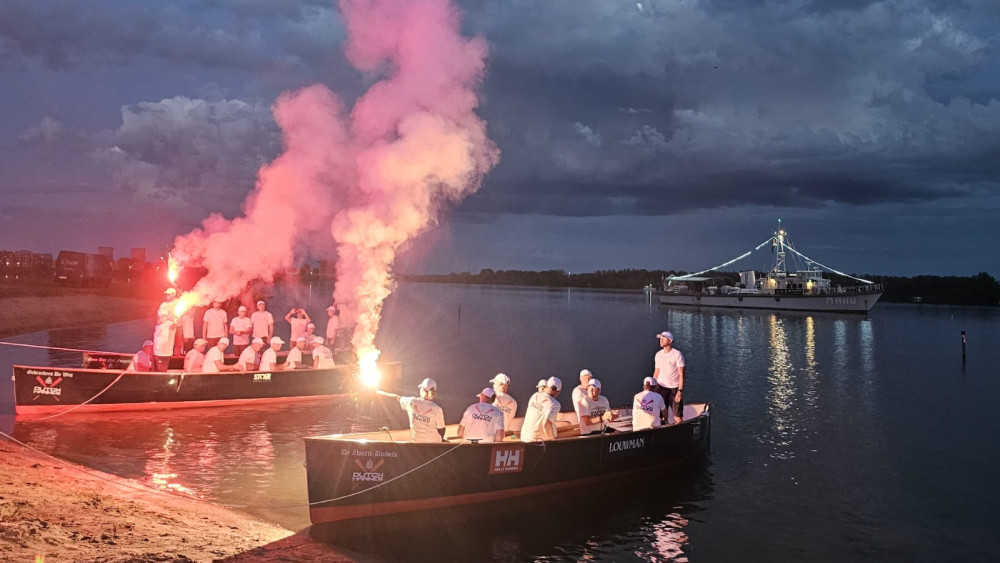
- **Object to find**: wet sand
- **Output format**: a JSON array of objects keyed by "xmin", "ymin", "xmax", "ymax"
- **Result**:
[{"xmin": 1, "ymin": 294, "xmax": 357, "ymax": 561}]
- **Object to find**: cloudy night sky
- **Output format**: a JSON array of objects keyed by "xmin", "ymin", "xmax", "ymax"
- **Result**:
[{"xmin": 2, "ymin": 0, "xmax": 999, "ymax": 278}]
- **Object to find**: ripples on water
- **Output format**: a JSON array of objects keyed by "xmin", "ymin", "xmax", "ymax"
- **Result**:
[{"xmin": 3, "ymin": 286, "xmax": 1000, "ymax": 561}]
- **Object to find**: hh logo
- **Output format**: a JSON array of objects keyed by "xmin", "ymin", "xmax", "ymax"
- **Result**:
[{"xmin": 489, "ymin": 445, "xmax": 524, "ymax": 475}]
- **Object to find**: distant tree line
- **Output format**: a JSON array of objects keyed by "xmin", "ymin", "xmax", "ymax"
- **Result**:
[{"xmin": 400, "ymin": 269, "xmax": 1000, "ymax": 306}]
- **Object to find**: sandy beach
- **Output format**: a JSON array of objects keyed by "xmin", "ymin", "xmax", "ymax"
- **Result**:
[{"xmin": 1, "ymin": 291, "xmax": 357, "ymax": 562}]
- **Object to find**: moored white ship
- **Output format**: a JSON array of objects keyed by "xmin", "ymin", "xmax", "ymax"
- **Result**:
[{"xmin": 660, "ymin": 221, "xmax": 882, "ymax": 313}]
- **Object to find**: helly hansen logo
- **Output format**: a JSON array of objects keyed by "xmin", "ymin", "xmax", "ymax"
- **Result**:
[{"xmin": 489, "ymin": 445, "xmax": 524, "ymax": 474}]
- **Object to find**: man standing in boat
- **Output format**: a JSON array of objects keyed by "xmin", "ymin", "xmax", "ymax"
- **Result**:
[
  {"xmin": 577, "ymin": 379, "xmax": 618, "ymax": 435},
  {"xmin": 324, "ymin": 305, "xmax": 340, "ymax": 348},
  {"xmin": 202, "ymin": 299, "xmax": 229, "ymax": 348},
  {"xmin": 251, "ymin": 300, "xmax": 274, "ymax": 342},
  {"xmin": 229, "ymin": 305, "xmax": 252, "ymax": 356},
  {"xmin": 379, "ymin": 378, "xmax": 446, "ymax": 443},
  {"xmin": 520, "ymin": 376, "xmax": 562, "ymax": 442},
  {"xmin": 489, "ymin": 373, "xmax": 517, "ymax": 423},
  {"xmin": 632, "ymin": 377, "xmax": 668, "ymax": 430},
  {"xmin": 458, "ymin": 388, "xmax": 505, "ymax": 442},
  {"xmin": 152, "ymin": 288, "xmax": 179, "ymax": 371},
  {"xmin": 653, "ymin": 331, "xmax": 686, "ymax": 425}
]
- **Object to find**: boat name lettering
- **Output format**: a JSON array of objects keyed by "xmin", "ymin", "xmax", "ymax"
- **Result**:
[
  {"xmin": 825, "ymin": 297, "xmax": 857, "ymax": 305},
  {"xmin": 489, "ymin": 445, "xmax": 524, "ymax": 475},
  {"xmin": 344, "ymin": 449, "xmax": 398, "ymax": 458},
  {"xmin": 25, "ymin": 369, "xmax": 73, "ymax": 379},
  {"xmin": 33, "ymin": 386, "xmax": 62, "ymax": 396},
  {"xmin": 253, "ymin": 373, "xmax": 272, "ymax": 382},
  {"xmin": 607, "ymin": 437, "xmax": 646, "ymax": 453}
]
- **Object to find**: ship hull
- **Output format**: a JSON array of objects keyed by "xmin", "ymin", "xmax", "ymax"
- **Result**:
[{"xmin": 659, "ymin": 291, "xmax": 881, "ymax": 313}]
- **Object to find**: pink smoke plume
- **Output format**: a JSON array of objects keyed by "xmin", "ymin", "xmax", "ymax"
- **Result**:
[{"xmin": 171, "ymin": 0, "xmax": 499, "ymax": 364}]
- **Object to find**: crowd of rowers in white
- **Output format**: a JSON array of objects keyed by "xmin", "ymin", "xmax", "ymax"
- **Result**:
[
  {"xmin": 378, "ymin": 330, "xmax": 688, "ymax": 443},
  {"xmin": 125, "ymin": 287, "xmax": 345, "ymax": 373}
]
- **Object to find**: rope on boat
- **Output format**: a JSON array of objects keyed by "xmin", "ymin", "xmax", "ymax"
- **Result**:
[
  {"xmin": 31, "ymin": 370, "xmax": 130, "ymax": 421},
  {"xmin": 782, "ymin": 245, "xmax": 875, "ymax": 284},
  {"xmin": 669, "ymin": 237, "xmax": 773, "ymax": 280},
  {"xmin": 0, "ymin": 340, "xmax": 123, "ymax": 356}
]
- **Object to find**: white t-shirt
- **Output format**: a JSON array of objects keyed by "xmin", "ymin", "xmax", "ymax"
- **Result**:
[
  {"xmin": 286, "ymin": 347, "xmax": 303, "ymax": 368},
  {"xmin": 152, "ymin": 321, "xmax": 174, "ymax": 357},
  {"xmin": 494, "ymin": 392, "xmax": 517, "ymax": 422},
  {"xmin": 459, "ymin": 402, "xmax": 505, "ymax": 442},
  {"xmin": 202, "ymin": 346, "xmax": 225, "ymax": 373},
  {"xmin": 578, "ymin": 395, "xmax": 611, "ymax": 435},
  {"xmin": 399, "ymin": 397, "xmax": 445, "ymax": 443},
  {"xmin": 632, "ymin": 390, "xmax": 666, "ymax": 430},
  {"xmin": 326, "ymin": 315, "xmax": 340, "ymax": 339},
  {"xmin": 203, "ymin": 308, "xmax": 228, "ymax": 339},
  {"xmin": 237, "ymin": 346, "xmax": 258, "ymax": 371},
  {"xmin": 251, "ymin": 311, "xmax": 274, "ymax": 338},
  {"xmin": 572, "ymin": 386, "xmax": 587, "ymax": 417},
  {"xmin": 520, "ymin": 392, "xmax": 560, "ymax": 442},
  {"xmin": 183, "ymin": 349, "xmax": 205, "ymax": 373},
  {"xmin": 289, "ymin": 318, "xmax": 308, "ymax": 343},
  {"xmin": 128, "ymin": 350, "xmax": 153, "ymax": 372},
  {"xmin": 312, "ymin": 345, "xmax": 336, "ymax": 368},
  {"xmin": 654, "ymin": 348, "xmax": 686, "ymax": 388},
  {"xmin": 229, "ymin": 316, "xmax": 252, "ymax": 345},
  {"xmin": 181, "ymin": 310, "xmax": 195, "ymax": 339},
  {"xmin": 259, "ymin": 348, "xmax": 279, "ymax": 371}
]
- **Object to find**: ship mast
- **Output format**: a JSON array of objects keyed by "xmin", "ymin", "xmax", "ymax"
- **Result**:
[{"xmin": 772, "ymin": 219, "xmax": 787, "ymax": 275}]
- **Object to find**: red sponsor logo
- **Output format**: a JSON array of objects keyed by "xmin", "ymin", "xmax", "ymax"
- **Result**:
[
  {"xmin": 33, "ymin": 375, "xmax": 63, "ymax": 401},
  {"xmin": 489, "ymin": 445, "xmax": 524, "ymax": 474}
]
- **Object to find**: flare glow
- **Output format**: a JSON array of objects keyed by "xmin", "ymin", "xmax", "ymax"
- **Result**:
[{"xmin": 358, "ymin": 349, "xmax": 381, "ymax": 389}]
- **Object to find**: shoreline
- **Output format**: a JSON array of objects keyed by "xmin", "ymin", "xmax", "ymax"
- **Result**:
[{"xmin": 1, "ymin": 293, "xmax": 356, "ymax": 561}]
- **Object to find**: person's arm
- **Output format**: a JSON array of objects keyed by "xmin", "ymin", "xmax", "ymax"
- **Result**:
[
  {"xmin": 677, "ymin": 366, "xmax": 685, "ymax": 393},
  {"xmin": 202, "ymin": 312, "xmax": 209, "ymax": 339},
  {"xmin": 302, "ymin": 310, "xmax": 311, "ymax": 323},
  {"xmin": 494, "ymin": 427, "xmax": 505, "ymax": 442},
  {"xmin": 457, "ymin": 425, "xmax": 465, "ymax": 439},
  {"xmin": 267, "ymin": 319, "xmax": 273, "ymax": 340},
  {"xmin": 285, "ymin": 309, "xmax": 295, "ymax": 322},
  {"xmin": 223, "ymin": 314, "xmax": 229, "ymax": 337}
]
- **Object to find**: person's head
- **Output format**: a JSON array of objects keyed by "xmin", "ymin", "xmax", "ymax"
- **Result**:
[
  {"xmin": 656, "ymin": 331, "xmax": 674, "ymax": 349},
  {"xmin": 312, "ymin": 336, "xmax": 324, "ymax": 349},
  {"xmin": 579, "ymin": 369, "xmax": 593, "ymax": 387},
  {"xmin": 164, "ymin": 287, "xmax": 176, "ymax": 301},
  {"xmin": 257, "ymin": 300, "xmax": 267, "ymax": 311},
  {"xmin": 211, "ymin": 299, "xmax": 222, "ymax": 309},
  {"xmin": 306, "ymin": 322, "xmax": 316, "ymax": 334},
  {"xmin": 142, "ymin": 340, "xmax": 154, "ymax": 353},
  {"xmin": 295, "ymin": 336, "xmax": 308, "ymax": 350},
  {"xmin": 536, "ymin": 379, "xmax": 548, "ymax": 393},
  {"xmin": 251, "ymin": 337, "xmax": 265, "ymax": 351},
  {"xmin": 643, "ymin": 376, "xmax": 657, "ymax": 391},
  {"xmin": 269, "ymin": 336, "xmax": 284, "ymax": 350},
  {"xmin": 295, "ymin": 307, "xmax": 307, "ymax": 318},
  {"xmin": 237, "ymin": 305, "xmax": 247, "ymax": 317},
  {"xmin": 477, "ymin": 387, "xmax": 496, "ymax": 404},
  {"xmin": 217, "ymin": 337, "xmax": 229, "ymax": 351},
  {"xmin": 327, "ymin": 305, "xmax": 336, "ymax": 317},
  {"xmin": 193, "ymin": 338, "xmax": 208, "ymax": 352},
  {"xmin": 587, "ymin": 378, "xmax": 602, "ymax": 401},
  {"xmin": 490, "ymin": 373, "xmax": 510, "ymax": 394},
  {"xmin": 418, "ymin": 378, "xmax": 437, "ymax": 399},
  {"xmin": 546, "ymin": 376, "xmax": 562, "ymax": 397}
]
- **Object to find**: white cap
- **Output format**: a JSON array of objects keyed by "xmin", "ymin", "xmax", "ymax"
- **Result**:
[
  {"xmin": 546, "ymin": 376, "xmax": 562, "ymax": 391},
  {"xmin": 656, "ymin": 331, "xmax": 674, "ymax": 341},
  {"xmin": 295, "ymin": 336, "xmax": 307, "ymax": 343},
  {"xmin": 142, "ymin": 340, "xmax": 153, "ymax": 347},
  {"xmin": 251, "ymin": 337, "xmax": 265, "ymax": 345},
  {"xmin": 418, "ymin": 378, "xmax": 437, "ymax": 391},
  {"xmin": 490, "ymin": 373, "xmax": 510, "ymax": 385},
  {"xmin": 218, "ymin": 337, "xmax": 230, "ymax": 345},
  {"xmin": 313, "ymin": 336, "xmax": 324, "ymax": 345},
  {"xmin": 477, "ymin": 388, "xmax": 496, "ymax": 399},
  {"xmin": 307, "ymin": 323, "xmax": 315, "ymax": 329},
  {"xmin": 579, "ymin": 369, "xmax": 592, "ymax": 379},
  {"xmin": 327, "ymin": 305, "xmax": 336, "ymax": 312},
  {"xmin": 588, "ymin": 378, "xmax": 601, "ymax": 389},
  {"xmin": 238, "ymin": 305, "xmax": 247, "ymax": 312},
  {"xmin": 270, "ymin": 337, "xmax": 284, "ymax": 344},
  {"xmin": 193, "ymin": 338, "xmax": 207, "ymax": 347},
  {"xmin": 257, "ymin": 300, "xmax": 266, "ymax": 306},
  {"xmin": 536, "ymin": 379, "xmax": 547, "ymax": 390},
  {"xmin": 643, "ymin": 376, "xmax": 658, "ymax": 388},
  {"xmin": 164, "ymin": 287, "xmax": 176, "ymax": 295}
]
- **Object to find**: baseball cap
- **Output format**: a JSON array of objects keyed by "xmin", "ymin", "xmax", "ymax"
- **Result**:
[
  {"xmin": 164, "ymin": 287, "xmax": 176, "ymax": 295},
  {"xmin": 238, "ymin": 305, "xmax": 247, "ymax": 312},
  {"xmin": 257, "ymin": 300, "xmax": 266, "ymax": 306},
  {"xmin": 536, "ymin": 379, "xmax": 547, "ymax": 390},
  {"xmin": 546, "ymin": 376, "xmax": 562, "ymax": 391},
  {"xmin": 490, "ymin": 373, "xmax": 510, "ymax": 385},
  {"xmin": 418, "ymin": 378, "xmax": 437, "ymax": 391},
  {"xmin": 295, "ymin": 336, "xmax": 307, "ymax": 343},
  {"xmin": 307, "ymin": 323, "xmax": 315, "ymax": 329},
  {"xmin": 313, "ymin": 336, "xmax": 324, "ymax": 345},
  {"xmin": 588, "ymin": 378, "xmax": 602, "ymax": 389},
  {"xmin": 477, "ymin": 387, "xmax": 496, "ymax": 398},
  {"xmin": 643, "ymin": 376, "xmax": 658, "ymax": 387},
  {"xmin": 193, "ymin": 338, "xmax": 207, "ymax": 347},
  {"xmin": 218, "ymin": 337, "xmax": 230, "ymax": 345},
  {"xmin": 579, "ymin": 369, "xmax": 592, "ymax": 379},
  {"xmin": 656, "ymin": 331, "xmax": 674, "ymax": 341},
  {"xmin": 251, "ymin": 337, "xmax": 265, "ymax": 345},
  {"xmin": 326, "ymin": 305, "xmax": 336, "ymax": 312},
  {"xmin": 270, "ymin": 337, "xmax": 284, "ymax": 345},
  {"xmin": 142, "ymin": 340, "xmax": 153, "ymax": 347}
]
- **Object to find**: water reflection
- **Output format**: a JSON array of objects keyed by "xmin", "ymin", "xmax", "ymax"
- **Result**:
[{"xmin": 765, "ymin": 315, "xmax": 796, "ymax": 460}]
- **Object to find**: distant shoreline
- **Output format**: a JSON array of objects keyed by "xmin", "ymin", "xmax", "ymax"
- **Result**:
[{"xmin": 0, "ymin": 294, "xmax": 156, "ymax": 340}]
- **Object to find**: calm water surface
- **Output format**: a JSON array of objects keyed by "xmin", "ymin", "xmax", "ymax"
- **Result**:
[{"xmin": 2, "ymin": 283, "xmax": 999, "ymax": 561}]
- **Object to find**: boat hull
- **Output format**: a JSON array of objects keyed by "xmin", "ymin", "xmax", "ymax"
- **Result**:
[
  {"xmin": 659, "ymin": 291, "xmax": 881, "ymax": 313},
  {"xmin": 305, "ymin": 404, "xmax": 711, "ymax": 536},
  {"xmin": 12, "ymin": 362, "xmax": 402, "ymax": 415}
]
